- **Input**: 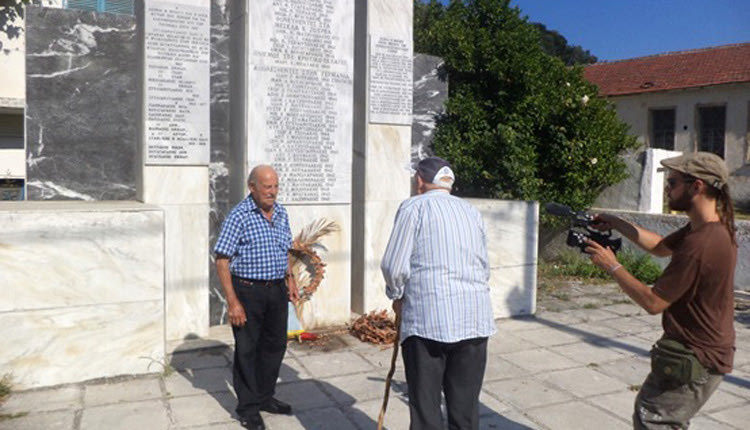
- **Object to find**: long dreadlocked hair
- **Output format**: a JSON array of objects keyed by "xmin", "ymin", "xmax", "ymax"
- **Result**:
[{"xmin": 705, "ymin": 183, "xmax": 737, "ymax": 246}]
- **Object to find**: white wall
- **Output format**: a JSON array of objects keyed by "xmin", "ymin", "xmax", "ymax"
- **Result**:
[
  {"xmin": 0, "ymin": 201, "xmax": 165, "ymax": 389},
  {"xmin": 468, "ymin": 199, "xmax": 539, "ymax": 318}
]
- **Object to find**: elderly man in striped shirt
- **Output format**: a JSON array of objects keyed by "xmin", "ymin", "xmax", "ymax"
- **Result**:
[{"xmin": 381, "ymin": 156, "xmax": 495, "ymax": 430}]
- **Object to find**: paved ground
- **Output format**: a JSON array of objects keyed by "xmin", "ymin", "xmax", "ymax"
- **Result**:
[{"xmin": 2, "ymin": 287, "xmax": 749, "ymax": 429}]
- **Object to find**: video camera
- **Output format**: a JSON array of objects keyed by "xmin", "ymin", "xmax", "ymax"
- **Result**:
[{"xmin": 544, "ymin": 202, "xmax": 622, "ymax": 254}]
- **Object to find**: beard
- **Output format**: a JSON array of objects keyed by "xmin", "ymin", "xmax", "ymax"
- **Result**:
[{"xmin": 668, "ymin": 188, "xmax": 692, "ymax": 212}]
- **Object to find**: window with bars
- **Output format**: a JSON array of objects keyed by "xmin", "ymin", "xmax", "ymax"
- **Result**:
[
  {"xmin": 63, "ymin": 0, "xmax": 134, "ymax": 15},
  {"xmin": 650, "ymin": 108, "xmax": 675, "ymax": 150},
  {"xmin": 698, "ymin": 106, "xmax": 726, "ymax": 158}
]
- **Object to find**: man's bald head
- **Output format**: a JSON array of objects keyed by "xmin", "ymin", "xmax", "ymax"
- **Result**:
[
  {"xmin": 248, "ymin": 165, "xmax": 277, "ymax": 186},
  {"xmin": 248, "ymin": 165, "xmax": 279, "ymax": 213}
]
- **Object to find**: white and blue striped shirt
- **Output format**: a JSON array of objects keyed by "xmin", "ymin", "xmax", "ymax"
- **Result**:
[{"xmin": 381, "ymin": 190, "xmax": 495, "ymax": 344}]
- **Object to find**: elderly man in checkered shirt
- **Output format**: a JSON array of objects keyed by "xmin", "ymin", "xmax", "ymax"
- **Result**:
[{"xmin": 214, "ymin": 165, "xmax": 299, "ymax": 430}]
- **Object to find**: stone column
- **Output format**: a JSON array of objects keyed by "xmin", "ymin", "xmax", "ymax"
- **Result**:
[
  {"xmin": 229, "ymin": 0, "xmax": 355, "ymax": 328},
  {"xmin": 136, "ymin": 0, "xmax": 211, "ymax": 345},
  {"xmin": 352, "ymin": 0, "xmax": 413, "ymax": 314}
]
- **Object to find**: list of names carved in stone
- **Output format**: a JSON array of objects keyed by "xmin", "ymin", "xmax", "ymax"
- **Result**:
[
  {"xmin": 249, "ymin": 0, "xmax": 353, "ymax": 203},
  {"xmin": 145, "ymin": 1, "xmax": 210, "ymax": 164},
  {"xmin": 369, "ymin": 35, "xmax": 412, "ymax": 124}
]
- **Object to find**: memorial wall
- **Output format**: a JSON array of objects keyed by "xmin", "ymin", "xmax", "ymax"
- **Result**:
[
  {"xmin": 19, "ymin": 1, "xmax": 537, "ymax": 335},
  {"xmin": 230, "ymin": 0, "xmax": 356, "ymax": 327},
  {"xmin": 247, "ymin": 0, "xmax": 353, "ymax": 204},
  {"xmin": 22, "ymin": 1, "xmax": 433, "ymax": 329},
  {"xmin": 136, "ymin": 0, "xmax": 212, "ymax": 342},
  {"xmin": 352, "ymin": 0, "xmax": 413, "ymax": 314}
]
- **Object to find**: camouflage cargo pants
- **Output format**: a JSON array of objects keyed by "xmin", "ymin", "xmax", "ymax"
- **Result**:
[{"xmin": 633, "ymin": 368, "xmax": 723, "ymax": 429}]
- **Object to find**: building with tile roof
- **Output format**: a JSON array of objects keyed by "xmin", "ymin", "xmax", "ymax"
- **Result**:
[{"xmin": 584, "ymin": 43, "xmax": 750, "ymax": 209}]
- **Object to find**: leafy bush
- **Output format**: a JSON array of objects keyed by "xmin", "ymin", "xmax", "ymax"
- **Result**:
[
  {"xmin": 542, "ymin": 249, "xmax": 662, "ymax": 284},
  {"xmin": 541, "ymin": 251, "xmax": 608, "ymax": 280},
  {"xmin": 619, "ymin": 250, "xmax": 663, "ymax": 285},
  {"xmin": 0, "ymin": 374, "xmax": 12, "ymax": 403},
  {"xmin": 414, "ymin": 0, "xmax": 638, "ymax": 214}
]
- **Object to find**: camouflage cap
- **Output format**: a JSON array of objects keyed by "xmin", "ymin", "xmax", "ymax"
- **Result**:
[{"xmin": 660, "ymin": 151, "xmax": 729, "ymax": 189}]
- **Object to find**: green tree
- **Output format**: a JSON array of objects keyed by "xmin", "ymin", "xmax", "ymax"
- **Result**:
[
  {"xmin": 0, "ymin": 0, "xmax": 30, "ymax": 46},
  {"xmin": 414, "ymin": 0, "xmax": 637, "ymax": 212},
  {"xmin": 533, "ymin": 23, "xmax": 597, "ymax": 65}
]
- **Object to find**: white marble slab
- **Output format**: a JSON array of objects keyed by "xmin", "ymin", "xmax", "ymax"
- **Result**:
[
  {"xmin": 361, "ymin": 199, "xmax": 404, "ymax": 313},
  {"xmin": 0, "ymin": 202, "xmax": 165, "ymax": 389},
  {"xmin": 144, "ymin": 0, "xmax": 211, "ymax": 165},
  {"xmin": 246, "ymin": 0, "xmax": 355, "ymax": 204},
  {"xmin": 285, "ymin": 204, "xmax": 351, "ymax": 328},
  {"xmin": 163, "ymin": 203, "xmax": 210, "ymax": 342},
  {"xmin": 368, "ymin": 0, "xmax": 413, "ymax": 125},
  {"xmin": 140, "ymin": 165, "xmax": 210, "ymax": 204},
  {"xmin": 467, "ymin": 199, "xmax": 539, "ymax": 318},
  {"xmin": 0, "ymin": 203, "xmax": 164, "ymax": 312},
  {"xmin": 356, "ymin": 1, "xmax": 413, "ymax": 315},
  {"xmin": 368, "ymin": 198, "xmax": 538, "ymax": 319},
  {"xmin": 0, "ymin": 301, "xmax": 164, "ymax": 390},
  {"xmin": 365, "ymin": 125, "xmax": 412, "ymax": 201}
]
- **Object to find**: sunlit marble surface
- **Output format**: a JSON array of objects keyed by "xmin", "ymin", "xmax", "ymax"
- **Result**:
[
  {"xmin": 0, "ymin": 202, "xmax": 165, "ymax": 389},
  {"xmin": 286, "ymin": 205, "xmax": 352, "ymax": 329},
  {"xmin": 468, "ymin": 199, "xmax": 539, "ymax": 318},
  {"xmin": 356, "ymin": 0, "xmax": 414, "ymax": 315}
]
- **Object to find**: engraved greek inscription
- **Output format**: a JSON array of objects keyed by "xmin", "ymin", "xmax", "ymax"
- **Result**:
[{"xmin": 145, "ymin": 2, "xmax": 210, "ymax": 164}]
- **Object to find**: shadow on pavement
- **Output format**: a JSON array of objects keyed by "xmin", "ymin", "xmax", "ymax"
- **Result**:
[
  {"xmin": 529, "ymin": 315, "xmax": 750, "ymax": 391},
  {"xmin": 168, "ymin": 337, "xmax": 379, "ymax": 429},
  {"xmin": 277, "ymin": 362, "xmax": 379, "ymax": 429},
  {"xmin": 366, "ymin": 375, "xmax": 534, "ymax": 430},
  {"xmin": 168, "ymin": 339, "xmax": 237, "ymax": 419}
]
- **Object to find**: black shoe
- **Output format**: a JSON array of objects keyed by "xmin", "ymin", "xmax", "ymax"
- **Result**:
[
  {"xmin": 260, "ymin": 397, "xmax": 292, "ymax": 415},
  {"xmin": 240, "ymin": 413, "xmax": 265, "ymax": 430}
]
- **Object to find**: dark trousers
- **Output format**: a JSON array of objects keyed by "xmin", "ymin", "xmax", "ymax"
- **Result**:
[
  {"xmin": 402, "ymin": 336, "xmax": 488, "ymax": 430},
  {"xmin": 231, "ymin": 276, "xmax": 288, "ymax": 419}
]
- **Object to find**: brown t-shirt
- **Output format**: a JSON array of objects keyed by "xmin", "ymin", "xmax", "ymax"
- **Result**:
[{"xmin": 653, "ymin": 222, "xmax": 736, "ymax": 373}]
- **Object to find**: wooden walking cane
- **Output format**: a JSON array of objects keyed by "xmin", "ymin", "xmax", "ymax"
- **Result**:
[{"xmin": 377, "ymin": 308, "xmax": 402, "ymax": 430}]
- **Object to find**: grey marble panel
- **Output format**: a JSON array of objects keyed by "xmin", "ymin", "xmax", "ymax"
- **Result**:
[
  {"xmin": 208, "ymin": 0, "xmax": 230, "ymax": 325},
  {"xmin": 25, "ymin": 7, "xmax": 137, "ymax": 200},
  {"xmin": 412, "ymin": 53, "xmax": 447, "ymax": 165}
]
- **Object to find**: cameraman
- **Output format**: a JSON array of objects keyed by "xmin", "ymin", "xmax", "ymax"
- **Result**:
[{"xmin": 585, "ymin": 152, "xmax": 736, "ymax": 429}]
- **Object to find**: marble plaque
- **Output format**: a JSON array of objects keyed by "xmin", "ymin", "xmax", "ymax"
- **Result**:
[
  {"xmin": 247, "ymin": 0, "xmax": 354, "ymax": 204},
  {"xmin": 369, "ymin": 34, "xmax": 413, "ymax": 125},
  {"xmin": 144, "ymin": 0, "xmax": 210, "ymax": 165}
]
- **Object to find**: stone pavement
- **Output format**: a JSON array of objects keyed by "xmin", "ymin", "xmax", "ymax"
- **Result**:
[{"xmin": 2, "ymin": 298, "xmax": 749, "ymax": 430}]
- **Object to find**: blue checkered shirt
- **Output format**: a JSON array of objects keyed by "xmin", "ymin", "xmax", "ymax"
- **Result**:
[
  {"xmin": 214, "ymin": 196, "xmax": 292, "ymax": 280},
  {"xmin": 381, "ymin": 190, "xmax": 496, "ymax": 344}
]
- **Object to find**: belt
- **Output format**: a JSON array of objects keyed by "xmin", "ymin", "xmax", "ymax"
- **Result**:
[{"xmin": 233, "ymin": 276, "xmax": 285, "ymax": 287}]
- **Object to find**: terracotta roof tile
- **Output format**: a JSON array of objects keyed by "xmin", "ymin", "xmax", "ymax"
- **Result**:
[{"xmin": 583, "ymin": 43, "xmax": 750, "ymax": 96}]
